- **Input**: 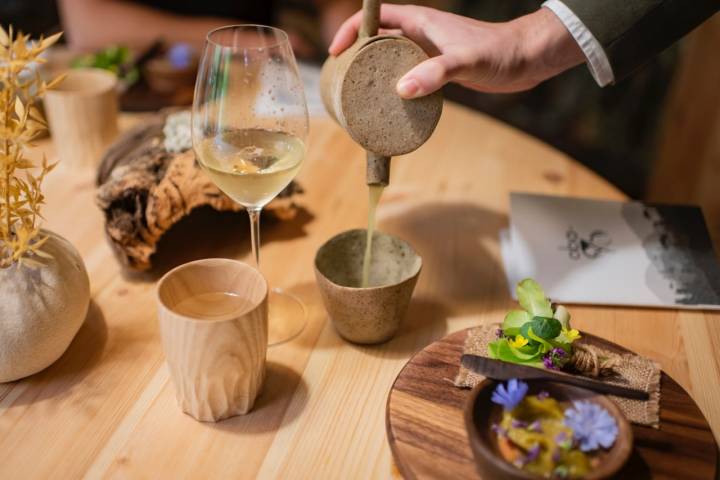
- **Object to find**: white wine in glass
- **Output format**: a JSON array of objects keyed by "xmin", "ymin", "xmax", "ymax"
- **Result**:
[
  {"xmin": 198, "ymin": 128, "xmax": 304, "ymax": 208},
  {"xmin": 192, "ymin": 25, "xmax": 309, "ymax": 345}
]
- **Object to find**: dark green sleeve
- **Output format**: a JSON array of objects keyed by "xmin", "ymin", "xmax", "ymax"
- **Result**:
[{"xmin": 560, "ymin": 0, "xmax": 720, "ymax": 81}]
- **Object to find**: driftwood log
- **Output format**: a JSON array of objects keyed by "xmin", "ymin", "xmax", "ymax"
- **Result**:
[{"xmin": 96, "ymin": 113, "xmax": 301, "ymax": 271}]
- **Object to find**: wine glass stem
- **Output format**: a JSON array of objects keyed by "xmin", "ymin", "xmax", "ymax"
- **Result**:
[{"xmin": 247, "ymin": 207, "xmax": 261, "ymax": 268}]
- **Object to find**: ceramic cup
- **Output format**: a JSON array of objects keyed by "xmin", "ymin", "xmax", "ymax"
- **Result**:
[
  {"xmin": 43, "ymin": 68, "xmax": 119, "ymax": 168},
  {"xmin": 314, "ymin": 229, "xmax": 422, "ymax": 344},
  {"xmin": 156, "ymin": 259, "xmax": 268, "ymax": 422}
]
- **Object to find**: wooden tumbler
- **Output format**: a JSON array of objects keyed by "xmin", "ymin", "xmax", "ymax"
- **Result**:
[
  {"xmin": 156, "ymin": 259, "xmax": 268, "ymax": 422},
  {"xmin": 43, "ymin": 68, "xmax": 119, "ymax": 168}
]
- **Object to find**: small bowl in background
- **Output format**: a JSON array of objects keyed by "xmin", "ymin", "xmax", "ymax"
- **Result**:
[
  {"xmin": 143, "ymin": 44, "xmax": 198, "ymax": 94},
  {"xmin": 464, "ymin": 379, "xmax": 633, "ymax": 479}
]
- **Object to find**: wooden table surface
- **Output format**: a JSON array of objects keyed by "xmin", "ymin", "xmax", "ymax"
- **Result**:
[{"xmin": 1, "ymin": 102, "xmax": 719, "ymax": 479}]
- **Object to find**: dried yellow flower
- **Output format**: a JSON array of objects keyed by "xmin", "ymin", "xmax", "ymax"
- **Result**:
[{"xmin": 0, "ymin": 26, "xmax": 63, "ymax": 268}]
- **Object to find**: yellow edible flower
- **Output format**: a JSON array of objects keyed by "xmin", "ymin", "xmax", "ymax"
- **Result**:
[
  {"xmin": 510, "ymin": 335, "xmax": 529, "ymax": 348},
  {"xmin": 562, "ymin": 328, "xmax": 581, "ymax": 342}
]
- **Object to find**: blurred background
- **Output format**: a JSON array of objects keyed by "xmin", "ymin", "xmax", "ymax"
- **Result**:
[{"xmin": 2, "ymin": 0, "xmax": 719, "ymax": 242}]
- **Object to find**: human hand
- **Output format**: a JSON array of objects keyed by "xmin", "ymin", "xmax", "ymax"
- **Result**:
[{"xmin": 329, "ymin": 4, "xmax": 584, "ymax": 98}]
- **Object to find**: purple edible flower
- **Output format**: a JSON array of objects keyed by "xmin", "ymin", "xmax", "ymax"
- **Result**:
[
  {"xmin": 563, "ymin": 401, "xmax": 619, "ymax": 452},
  {"xmin": 528, "ymin": 420, "xmax": 542, "ymax": 432},
  {"xmin": 555, "ymin": 431, "xmax": 572, "ymax": 450},
  {"xmin": 491, "ymin": 423, "xmax": 507, "ymax": 437},
  {"xmin": 495, "ymin": 328, "xmax": 504, "ymax": 339},
  {"xmin": 543, "ymin": 347, "xmax": 569, "ymax": 370},
  {"xmin": 552, "ymin": 448, "xmax": 562, "ymax": 462},
  {"xmin": 543, "ymin": 355, "xmax": 559, "ymax": 370},
  {"xmin": 491, "ymin": 379, "xmax": 529, "ymax": 411},
  {"xmin": 511, "ymin": 419, "xmax": 528, "ymax": 429},
  {"xmin": 525, "ymin": 444, "xmax": 541, "ymax": 463},
  {"xmin": 513, "ymin": 444, "xmax": 541, "ymax": 468},
  {"xmin": 537, "ymin": 390, "xmax": 550, "ymax": 400},
  {"xmin": 168, "ymin": 43, "xmax": 192, "ymax": 69}
]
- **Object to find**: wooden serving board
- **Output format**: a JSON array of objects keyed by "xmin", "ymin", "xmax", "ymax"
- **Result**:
[{"xmin": 386, "ymin": 328, "xmax": 718, "ymax": 479}]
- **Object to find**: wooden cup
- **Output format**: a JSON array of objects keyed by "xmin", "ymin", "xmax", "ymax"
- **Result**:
[
  {"xmin": 43, "ymin": 68, "xmax": 119, "ymax": 168},
  {"xmin": 156, "ymin": 259, "xmax": 268, "ymax": 422}
]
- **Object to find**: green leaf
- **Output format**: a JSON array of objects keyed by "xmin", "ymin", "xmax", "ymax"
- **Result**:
[
  {"xmin": 525, "ymin": 327, "xmax": 553, "ymax": 353},
  {"xmin": 529, "ymin": 316, "xmax": 562, "ymax": 340},
  {"xmin": 502, "ymin": 310, "xmax": 530, "ymax": 337},
  {"xmin": 553, "ymin": 305, "xmax": 571, "ymax": 329},
  {"xmin": 487, "ymin": 339, "xmax": 543, "ymax": 367},
  {"xmin": 507, "ymin": 342, "xmax": 542, "ymax": 361},
  {"xmin": 520, "ymin": 322, "xmax": 538, "ymax": 346},
  {"xmin": 516, "ymin": 278, "xmax": 553, "ymax": 318},
  {"xmin": 488, "ymin": 341, "xmax": 500, "ymax": 359}
]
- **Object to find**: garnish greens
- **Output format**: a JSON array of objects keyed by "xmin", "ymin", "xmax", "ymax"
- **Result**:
[{"xmin": 489, "ymin": 279, "xmax": 581, "ymax": 370}]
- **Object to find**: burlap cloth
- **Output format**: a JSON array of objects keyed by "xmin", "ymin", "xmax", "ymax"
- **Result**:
[{"xmin": 454, "ymin": 324, "xmax": 662, "ymax": 427}]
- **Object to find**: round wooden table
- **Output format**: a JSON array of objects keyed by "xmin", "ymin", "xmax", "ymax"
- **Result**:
[{"xmin": 1, "ymin": 102, "xmax": 718, "ymax": 479}]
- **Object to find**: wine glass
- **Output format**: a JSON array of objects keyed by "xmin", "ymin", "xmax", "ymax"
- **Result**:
[{"xmin": 192, "ymin": 25, "xmax": 309, "ymax": 346}]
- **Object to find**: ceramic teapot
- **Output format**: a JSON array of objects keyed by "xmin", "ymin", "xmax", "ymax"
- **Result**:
[{"xmin": 320, "ymin": 0, "xmax": 443, "ymax": 185}]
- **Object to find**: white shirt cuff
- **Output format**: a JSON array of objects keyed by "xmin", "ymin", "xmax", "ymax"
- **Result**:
[{"xmin": 542, "ymin": 0, "xmax": 615, "ymax": 87}]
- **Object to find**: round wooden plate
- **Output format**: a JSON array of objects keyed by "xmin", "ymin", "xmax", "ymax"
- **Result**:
[{"xmin": 386, "ymin": 328, "xmax": 718, "ymax": 479}]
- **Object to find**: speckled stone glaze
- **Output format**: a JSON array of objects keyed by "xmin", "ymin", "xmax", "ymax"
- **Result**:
[
  {"xmin": 314, "ymin": 229, "xmax": 422, "ymax": 344},
  {"xmin": 320, "ymin": 35, "xmax": 443, "ymax": 157}
]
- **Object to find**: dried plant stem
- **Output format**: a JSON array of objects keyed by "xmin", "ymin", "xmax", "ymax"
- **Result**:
[
  {"xmin": 0, "ymin": 26, "xmax": 63, "ymax": 267},
  {"xmin": 4, "ymin": 82, "xmax": 12, "ymax": 247}
]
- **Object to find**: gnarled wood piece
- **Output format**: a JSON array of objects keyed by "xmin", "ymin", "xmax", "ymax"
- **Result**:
[{"xmin": 96, "ymin": 113, "xmax": 301, "ymax": 271}]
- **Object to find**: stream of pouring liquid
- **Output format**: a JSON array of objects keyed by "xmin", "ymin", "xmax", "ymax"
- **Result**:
[{"xmin": 361, "ymin": 184, "xmax": 385, "ymax": 288}]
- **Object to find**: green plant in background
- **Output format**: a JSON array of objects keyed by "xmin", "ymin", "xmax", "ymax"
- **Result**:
[
  {"xmin": 489, "ymin": 279, "xmax": 581, "ymax": 369},
  {"xmin": 72, "ymin": 45, "xmax": 139, "ymax": 85},
  {"xmin": 0, "ymin": 26, "xmax": 62, "ymax": 268}
]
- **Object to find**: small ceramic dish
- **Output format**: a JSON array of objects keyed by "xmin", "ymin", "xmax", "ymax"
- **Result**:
[
  {"xmin": 143, "ymin": 54, "xmax": 198, "ymax": 94},
  {"xmin": 464, "ymin": 379, "xmax": 633, "ymax": 479},
  {"xmin": 314, "ymin": 229, "xmax": 421, "ymax": 344}
]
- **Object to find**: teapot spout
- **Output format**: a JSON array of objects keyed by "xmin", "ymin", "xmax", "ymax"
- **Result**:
[{"xmin": 366, "ymin": 152, "xmax": 391, "ymax": 186}]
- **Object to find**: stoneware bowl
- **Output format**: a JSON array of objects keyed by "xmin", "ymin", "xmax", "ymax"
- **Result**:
[
  {"xmin": 314, "ymin": 229, "xmax": 422, "ymax": 344},
  {"xmin": 464, "ymin": 379, "xmax": 633, "ymax": 479}
]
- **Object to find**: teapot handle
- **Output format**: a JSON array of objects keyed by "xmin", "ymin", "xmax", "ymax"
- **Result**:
[{"xmin": 359, "ymin": 0, "xmax": 381, "ymax": 38}]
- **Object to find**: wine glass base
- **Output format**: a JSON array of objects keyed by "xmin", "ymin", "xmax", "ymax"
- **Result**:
[{"xmin": 268, "ymin": 288, "xmax": 306, "ymax": 346}]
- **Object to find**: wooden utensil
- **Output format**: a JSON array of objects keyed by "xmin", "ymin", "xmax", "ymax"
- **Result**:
[
  {"xmin": 156, "ymin": 258, "xmax": 268, "ymax": 422},
  {"xmin": 461, "ymin": 354, "xmax": 650, "ymax": 400},
  {"xmin": 43, "ymin": 68, "xmax": 119, "ymax": 168}
]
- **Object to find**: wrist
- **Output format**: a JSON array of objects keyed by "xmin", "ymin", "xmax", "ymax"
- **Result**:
[{"xmin": 513, "ymin": 7, "xmax": 584, "ymax": 86}]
